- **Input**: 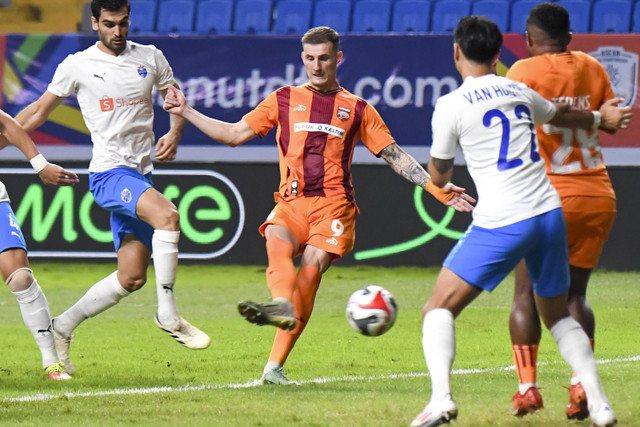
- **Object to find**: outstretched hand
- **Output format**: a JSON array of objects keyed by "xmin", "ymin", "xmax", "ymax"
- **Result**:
[
  {"xmin": 425, "ymin": 180, "xmax": 475, "ymax": 212},
  {"xmin": 599, "ymin": 97, "xmax": 632, "ymax": 132},
  {"xmin": 39, "ymin": 164, "xmax": 79, "ymax": 186},
  {"xmin": 442, "ymin": 182, "xmax": 475, "ymax": 212},
  {"xmin": 163, "ymin": 84, "xmax": 187, "ymax": 116}
]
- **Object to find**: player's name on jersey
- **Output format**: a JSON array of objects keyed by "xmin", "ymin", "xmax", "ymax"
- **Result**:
[{"xmin": 462, "ymin": 83, "xmax": 524, "ymax": 105}]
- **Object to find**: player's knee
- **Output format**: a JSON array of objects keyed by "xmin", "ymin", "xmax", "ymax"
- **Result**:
[
  {"xmin": 5, "ymin": 267, "xmax": 35, "ymax": 293},
  {"xmin": 119, "ymin": 273, "xmax": 147, "ymax": 292}
]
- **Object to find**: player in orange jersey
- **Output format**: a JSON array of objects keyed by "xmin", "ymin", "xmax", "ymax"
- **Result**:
[
  {"xmin": 164, "ymin": 26, "xmax": 475, "ymax": 385},
  {"xmin": 505, "ymin": 3, "xmax": 631, "ymax": 420}
]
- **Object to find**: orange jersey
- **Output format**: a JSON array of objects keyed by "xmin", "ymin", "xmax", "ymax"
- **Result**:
[
  {"xmin": 507, "ymin": 51, "xmax": 615, "ymax": 199},
  {"xmin": 243, "ymin": 84, "xmax": 395, "ymax": 201}
]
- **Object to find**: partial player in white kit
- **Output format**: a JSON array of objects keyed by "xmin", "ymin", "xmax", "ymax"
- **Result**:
[
  {"xmin": 13, "ymin": 0, "xmax": 210, "ymax": 376},
  {"xmin": 410, "ymin": 16, "xmax": 626, "ymax": 427},
  {"xmin": 0, "ymin": 109, "xmax": 79, "ymax": 380}
]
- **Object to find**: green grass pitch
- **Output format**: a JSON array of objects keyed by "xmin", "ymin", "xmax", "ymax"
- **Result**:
[{"xmin": 0, "ymin": 263, "xmax": 638, "ymax": 426}]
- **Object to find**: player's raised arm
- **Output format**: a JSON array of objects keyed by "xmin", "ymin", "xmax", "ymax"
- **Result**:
[
  {"xmin": 547, "ymin": 97, "xmax": 631, "ymax": 131},
  {"xmin": 0, "ymin": 109, "xmax": 78, "ymax": 186},
  {"xmin": 379, "ymin": 143, "xmax": 474, "ymax": 212},
  {"xmin": 163, "ymin": 84, "xmax": 257, "ymax": 147}
]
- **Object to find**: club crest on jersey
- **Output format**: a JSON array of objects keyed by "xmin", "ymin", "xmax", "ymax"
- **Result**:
[
  {"xmin": 337, "ymin": 106, "xmax": 351, "ymax": 120},
  {"xmin": 121, "ymin": 188, "xmax": 132, "ymax": 203},
  {"xmin": 589, "ymin": 46, "xmax": 638, "ymax": 108},
  {"xmin": 137, "ymin": 65, "xmax": 148, "ymax": 78}
]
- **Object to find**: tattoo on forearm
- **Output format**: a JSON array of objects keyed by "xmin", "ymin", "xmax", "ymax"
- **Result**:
[
  {"xmin": 431, "ymin": 157, "xmax": 453, "ymax": 175},
  {"xmin": 380, "ymin": 144, "xmax": 429, "ymax": 187}
]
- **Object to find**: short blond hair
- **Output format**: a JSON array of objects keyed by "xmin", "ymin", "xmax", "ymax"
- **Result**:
[{"xmin": 301, "ymin": 26, "xmax": 340, "ymax": 54}]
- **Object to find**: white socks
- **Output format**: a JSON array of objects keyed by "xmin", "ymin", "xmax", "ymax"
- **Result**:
[
  {"xmin": 12, "ymin": 280, "xmax": 58, "ymax": 369},
  {"xmin": 422, "ymin": 308, "xmax": 456, "ymax": 401},
  {"xmin": 152, "ymin": 229, "xmax": 180, "ymax": 326},
  {"xmin": 550, "ymin": 316, "xmax": 608, "ymax": 410},
  {"xmin": 54, "ymin": 271, "xmax": 130, "ymax": 338}
]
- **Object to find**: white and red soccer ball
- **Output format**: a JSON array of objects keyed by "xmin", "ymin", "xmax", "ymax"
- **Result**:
[{"xmin": 346, "ymin": 285, "xmax": 397, "ymax": 336}]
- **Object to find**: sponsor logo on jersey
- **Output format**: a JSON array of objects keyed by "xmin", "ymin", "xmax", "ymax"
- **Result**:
[
  {"xmin": 325, "ymin": 237, "xmax": 338, "ymax": 246},
  {"xmin": 100, "ymin": 96, "xmax": 114, "ymax": 112},
  {"xmin": 337, "ymin": 106, "xmax": 351, "ymax": 120},
  {"xmin": 137, "ymin": 65, "xmax": 148, "ymax": 78},
  {"xmin": 121, "ymin": 188, "xmax": 132, "ymax": 203},
  {"xmin": 293, "ymin": 122, "xmax": 345, "ymax": 138},
  {"xmin": 590, "ymin": 46, "xmax": 638, "ymax": 108},
  {"xmin": 293, "ymin": 104, "xmax": 306, "ymax": 112},
  {"xmin": 99, "ymin": 95, "xmax": 150, "ymax": 112},
  {"xmin": 93, "ymin": 73, "xmax": 106, "ymax": 82}
]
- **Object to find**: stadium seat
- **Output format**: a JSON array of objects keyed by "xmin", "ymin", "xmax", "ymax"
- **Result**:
[
  {"xmin": 273, "ymin": 0, "xmax": 312, "ymax": 34},
  {"xmin": 313, "ymin": 0, "xmax": 352, "ymax": 33},
  {"xmin": 234, "ymin": 0, "xmax": 273, "ymax": 34},
  {"xmin": 391, "ymin": 0, "xmax": 431, "ymax": 33},
  {"xmin": 156, "ymin": 0, "xmax": 195, "ymax": 34},
  {"xmin": 633, "ymin": 1, "xmax": 640, "ymax": 32},
  {"xmin": 591, "ymin": 0, "xmax": 632, "ymax": 32},
  {"xmin": 351, "ymin": 0, "xmax": 392, "ymax": 33},
  {"xmin": 509, "ymin": 0, "xmax": 540, "ymax": 34},
  {"xmin": 195, "ymin": 0, "xmax": 234, "ymax": 34},
  {"xmin": 472, "ymin": 0, "xmax": 510, "ymax": 33},
  {"xmin": 556, "ymin": 0, "xmax": 591, "ymax": 33},
  {"xmin": 130, "ymin": 0, "xmax": 158, "ymax": 34},
  {"xmin": 431, "ymin": 0, "xmax": 471, "ymax": 33}
]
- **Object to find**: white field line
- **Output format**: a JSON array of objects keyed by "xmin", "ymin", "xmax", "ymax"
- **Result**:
[{"xmin": 5, "ymin": 355, "xmax": 639, "ymax": 403}]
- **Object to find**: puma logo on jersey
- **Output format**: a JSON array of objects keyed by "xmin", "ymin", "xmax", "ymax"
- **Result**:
[
  {"xmin": 325, "ymin": 237, "xmax": 338, "ymax": 246},
  {"xmin": 293, "ymin": 104, "xmax": 306, "ymax": 112},
  {"xmin": 94, "ymin": 73, "xmax": 106, "ymax": 81}
]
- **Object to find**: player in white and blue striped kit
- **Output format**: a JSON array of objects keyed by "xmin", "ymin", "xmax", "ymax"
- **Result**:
[{"xmin": 410, "ymin": 16, "xmax": 626, "ymax": 427}]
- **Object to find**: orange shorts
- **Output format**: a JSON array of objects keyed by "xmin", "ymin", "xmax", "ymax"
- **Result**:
[
  {"xmin": 259, "ymin": 195, "xmax": 357, "ymax": 258},
  {"xmin": 562, "ymin": 195, "xmax": 616, "ymax": 269}
]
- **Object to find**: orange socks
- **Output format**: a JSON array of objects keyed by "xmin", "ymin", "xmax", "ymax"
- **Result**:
[
  {"xmin": 265, "ymin": 237, "xmax": 296, "ymax": 301},
  {"xmin": 513, "ymin": 344, "xmax": 539, "ymax": 386},
  {"xmin": 268, "ymin": 265, "xmax": 322, "ymax": 365}
]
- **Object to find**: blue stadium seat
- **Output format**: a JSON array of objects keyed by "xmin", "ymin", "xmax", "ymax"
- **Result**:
[
  {"xmin": 633, "ymin": 1, "xmax": 640, "ymax": 32},
  {"xmin": 591, "ymin": 0, "xmax": 632, "ymax": 32},
  {"xmin": 130, "ymin": 0, "xmax": 157, "ymax": 34},
  {"xmin": 556, "ymin": 0, "xmax": 591, "ymax": 33},
  {"xmin": 234, "ymin": 0, "xmax": 273, "ymax": 34},
  {"xmin": 195, "ymin": 0, "xmax": 234, "ymax": 34},
  {"xmin": 472, "ymin": 0, "xmax": 510, "ymax": 33},
  {"xmin": 431, "ymin": 0, "xmax": 471, "ymax": 33},
  {"xmin": 351, "ymin": 0, "xmax": 392, "ymax": 33},
  {"xmin": 273, "ymin": 0, "xmax": 312, "ymax": 34},
  {"xmin": 509, "ymin": 0, "xmax": 544, "ymax": 34},
  {"xmin": 156, "ymin": 0, "xmax": 195, "ymax": 33},
  {"xmin": 391, "ymin": 0, "xmax": 431, "ymax": 33},
  {"xmin": 313, "ymin": 0, "xmax": 352, "ymax": 33}
]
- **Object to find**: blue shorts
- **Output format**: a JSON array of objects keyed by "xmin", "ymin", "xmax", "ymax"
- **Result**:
[
  {"xmin": 89, "ymin": 168, "xmax": 154, "ymax": 251},
  {"xmin": 0, "ymin": 201, "xmax": 27, "ymax": 253},
  {"xmin": 444, "ymin": 208, "xmax": 569, "ymax": 298}
]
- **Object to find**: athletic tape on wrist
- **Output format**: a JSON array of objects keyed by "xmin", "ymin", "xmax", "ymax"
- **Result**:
[
  {"xmin": 29, "ymin": 153, "xmax": 49, "ymax": 173},
  {"xmin": 592, "ymin": 111, "xmax": 602, "ymax": 129}
]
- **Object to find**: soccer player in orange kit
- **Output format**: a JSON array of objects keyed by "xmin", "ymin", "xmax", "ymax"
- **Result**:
[
  {"xmin": 506, "ymin": 3, "xmax": 631, "ymax": 420},
  {"xmin": 164, "ymin": 26, "xmax": 475, "ymax": 385}
]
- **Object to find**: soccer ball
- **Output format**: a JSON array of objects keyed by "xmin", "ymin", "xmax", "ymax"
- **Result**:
[{"xmin": 346, "ymin": 285, "xmax": 397, "ymax": 336}]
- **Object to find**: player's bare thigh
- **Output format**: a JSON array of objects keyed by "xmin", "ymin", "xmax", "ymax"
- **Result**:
[
  {"xmin": 136, "ymin": 187, "xmax": 179, "ymax": 231},
  {"xmin": 116, "ymin": 234, "xmax": 151, "ymax": 291},
  {"xmin": 423, "ymin": 267, "xmax": 482, "ymax": 318}
]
